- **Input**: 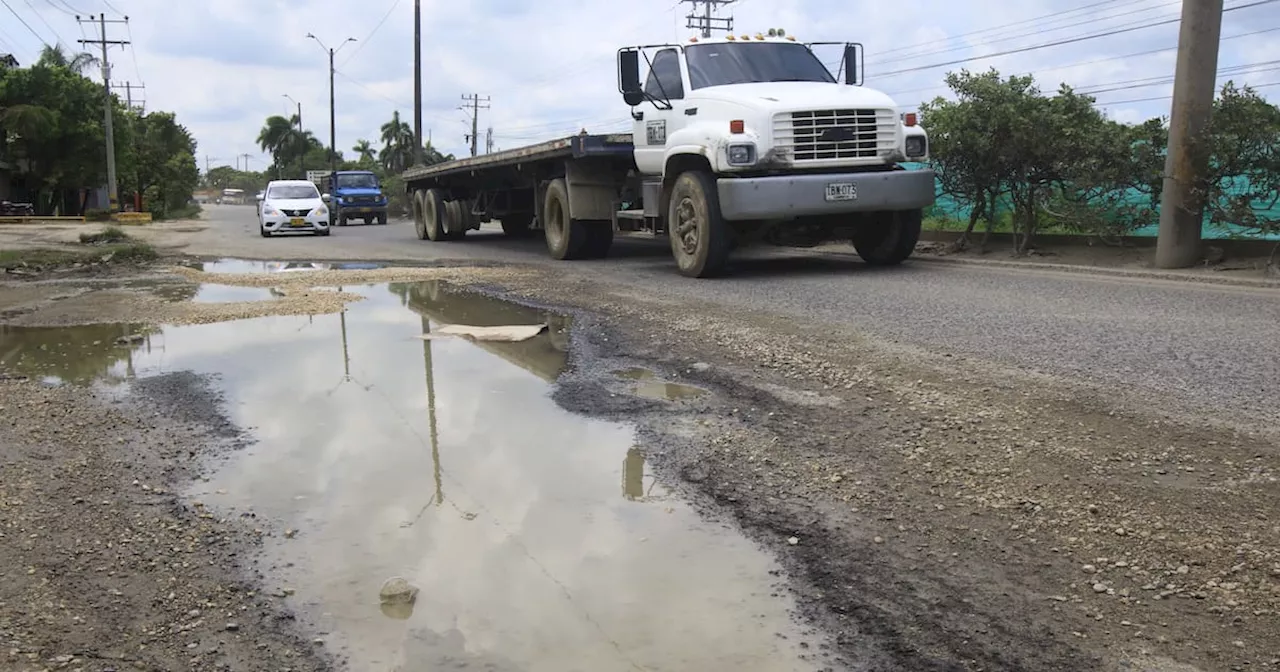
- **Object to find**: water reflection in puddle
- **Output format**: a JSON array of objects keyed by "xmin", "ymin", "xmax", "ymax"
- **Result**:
[
  {"xmin": 613, "ymin": 367, "xmax": 708, "ymax": 401},
  {"xmin": 0, "ymin": 281, "xmax": 821, "ymax": 671},
  {"xmin": 194, "ymin": 259, "xmax": 387, "ymax": 274}
]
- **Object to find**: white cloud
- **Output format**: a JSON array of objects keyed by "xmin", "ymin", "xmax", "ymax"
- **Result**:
[{"xmin": 4, "ymin": 0, "xmax": 1278, "ymax": 172}]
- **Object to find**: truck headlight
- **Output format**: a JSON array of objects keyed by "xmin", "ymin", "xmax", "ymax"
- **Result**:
[
  {"xmin": 905, "ymin": 136, "xmax": 927, "ymax": 158},
  {"xmin": 727, "ymin": 143, "xmax": 756, "ymax": 165}
]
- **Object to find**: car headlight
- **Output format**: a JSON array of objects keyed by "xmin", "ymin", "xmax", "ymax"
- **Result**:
[
  {"xmin": 313, "ymin": 206, "xmax": 328, "ymax": 216},
  {"xmin": 905, "ymin": 136, "xmax": 927, "ymax": 158},
  {"xmin": 262, "ymin": 206, "xmax": 279, "ymax": 216},
  {"xmin": 727, "ymin": 143, "xmax": 756, "ymax": 166}
]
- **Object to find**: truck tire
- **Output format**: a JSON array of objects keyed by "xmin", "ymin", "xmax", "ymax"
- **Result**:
[
  {"xmin": 543, "ymin": 178, "xmax": 588, "ymax": 259},
  {"xmin": 376, "ymin": 213, "xmax": 388, "ymax": 225},
  {"xmin": 500, "ymin": 212, "xmax": 533, "ymax": 237},
  {"xmin": 442, "ymin": 200, "xmax": 468, "ymax": 240},
  {"xmin": 668, "ymin": 170, "xmax": 731, "ymax": 278},
  {"xmin": 412, "ymin": 190, "xmax": 430, "ymax": 239},
  {"xmin": 852, "ymin": 208, "xmax": 922, "ymax": 266},
  {"xmin": 423, "ymin": 189, "xmax": 448, "ymax": 241},
  {"xmin": 581, "ymin": 223, "xmax": 614, "ymax": 258}
]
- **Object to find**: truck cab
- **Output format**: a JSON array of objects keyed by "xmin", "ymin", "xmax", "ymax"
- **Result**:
[
  {"xmin": 616, "ymin": 31, "xmax": 935, "ymax": 276},
  {"xmin": 323, "ymin": 170, "xmax": 389, "ymax": 226}
]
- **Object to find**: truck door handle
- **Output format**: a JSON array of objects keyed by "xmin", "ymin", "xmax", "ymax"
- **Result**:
[{"xmin": 685, "ymin": 108, "xmax": 697, "ymax": 115}]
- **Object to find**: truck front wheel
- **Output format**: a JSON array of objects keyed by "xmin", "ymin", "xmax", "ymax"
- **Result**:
[
  {"xmin": 852, "ymin": 208, "xmax": 922, "ymax": 266},
  {"xmin": 668, "ymin": 170, "xmax": 730, "ymax": 278},
  {"xmin": 543, "ymin": 178, "xmax": 588, "ymax": 260}
]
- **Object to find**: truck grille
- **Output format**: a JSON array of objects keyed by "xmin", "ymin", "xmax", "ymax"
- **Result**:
[
  {"xmin": 347, "ymin": 195, "xmax": 379, "ymax": 204},
  {"xmin": 773, "ymin": 109, "xmax": 898, "ymax": 163}
]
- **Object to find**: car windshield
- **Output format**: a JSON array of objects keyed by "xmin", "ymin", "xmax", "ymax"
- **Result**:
[
  {"xmin": 268, "ymin": 185, "xmax": 319, "ymax": 200},
  {"xmin": 685, "ymin": 42, "xmax": 834, "ymax": 89},
  {"xmin": 336, "ymin": 173, "xmax": 379, "ymax": 189}
]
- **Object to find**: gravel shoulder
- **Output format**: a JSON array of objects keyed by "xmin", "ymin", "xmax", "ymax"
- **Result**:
[
  {"xmin": 0, "ymin": 373, "xmax": 332, "ymax": 672},
  {"xmin": 1, "ymin": 239, "xmax": 1276, "ymax": 670}
]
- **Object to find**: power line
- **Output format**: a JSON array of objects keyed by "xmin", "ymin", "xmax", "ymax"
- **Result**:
[
  {"xmin": 100, "ymin": 0, "xmax": 122, "ymax": 15},
  {"xmin": 123, "ymin": 16, "xmax": 142, "ymax": 85},
  {"xmin": 1076, "ymin": 62, "xmax": 1280, "ymax": 95},
  {"xmin": 2, "ymin": 0, "xmax": 50, "ymax": 46},
  {"xmin": 869, "ymin": 0, "xmax": 1182, "ymax": 68},
  {"xmin": 23, "ymin": 0, "xmax": 66, "ymax": 45},
  {"xmin": 338, "ymin": 0, "xmax": 400, "ymax": 69},
  {"xmin": 1095, "ymin": 81, "xmax": 1280, "ymax": 106},
  {"xmin": 885, "ymin": 24, "xmax": 1280, "ymax": 101},
  {"xmin": 877, "ymin": 0, "xmax": 1280, "ymax": 78}
]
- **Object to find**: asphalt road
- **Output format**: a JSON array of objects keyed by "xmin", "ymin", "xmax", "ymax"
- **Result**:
[{"xmin": 203, "ymin": 204, "xmax": 1280, "ymax": 426}]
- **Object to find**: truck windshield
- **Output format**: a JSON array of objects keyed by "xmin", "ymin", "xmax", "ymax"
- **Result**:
[
  {"xmin": 685, "ymin": 42, "xmax": 835, "ymax": 89},
  {"xmin": 268, "ymin": 185, "xmax": 320, "ymax": 199},
  {"xmin": 336, "ymin": 173, "xmax": 379, "ymax": 189}
]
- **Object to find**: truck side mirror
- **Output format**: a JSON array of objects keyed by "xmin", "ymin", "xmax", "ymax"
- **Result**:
[
  {"xmin": 618, "ymin": 49, "xmax": 644, "ymax": 107},
  {"xmin": 843, "ymin": 43, "xmax": 862, "ymax": 86}
]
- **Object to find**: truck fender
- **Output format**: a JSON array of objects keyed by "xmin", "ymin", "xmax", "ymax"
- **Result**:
[{"xmin": 660, "ymin": 147, "xmax": 714, "ymax": 226}]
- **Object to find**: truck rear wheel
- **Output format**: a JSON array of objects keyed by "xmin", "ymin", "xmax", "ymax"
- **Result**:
[
  {"xmin": 423, "ymin": 189, "xmax": 448, "ymax": 241},
  {"xmin": 668, "ymin": 170, "xmax": 730, "ymax": 278},
  {"xmin": 500, "ymin": 212, "xmax": 533, "ymax": 237},
  {"xmin": 852, "ymin": 208, "xmax": 922, "ymax": 266},
  {"xmin": 442, "ymin": 200, "xmax": 468, "ymax": 240},
  {"xmin": 581, "ymin": 224, "xmax": 614, "ymax": 258},
  {"xmin": 412, "ymin": 189, "xmax": 430, "ymax": 239},
  {"xmin": 543, "ymin": 178, "xmax": 588, "ymax": 260}
]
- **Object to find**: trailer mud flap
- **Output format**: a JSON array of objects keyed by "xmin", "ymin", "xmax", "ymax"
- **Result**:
[{"xmin": 564, "ymin": 159, "xmax": 620, "ymax": 221}]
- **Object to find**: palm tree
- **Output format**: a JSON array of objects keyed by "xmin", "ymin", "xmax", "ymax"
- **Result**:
[
  {"xmin": 352, "ymin": 139, "xmax": 376, "ymax": 164},
  {"xmin": 36, "ymin": 44, "xmax": 99, "ymax": 75},
  {"xmin": 378, "ymin": 111, "xmax": 414, "ymax": 173}
]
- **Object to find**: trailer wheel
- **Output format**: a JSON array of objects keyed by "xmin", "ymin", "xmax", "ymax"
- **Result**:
[
  {"xmin": 442, "ymin": 200, "xmax": 468, "ymax": 240},
  {"xmin": 543, "ymin": 178, "xmax": 588, "ymax": 260},
  {"xmin": 852, "ymin": 208, "xmax": 922, "ymax": 266},
  {"xmin": 500, "ymin": 212, "xmax": 534, "ymax": 237},
  {"xmin": 412, "ymin": 190, "xmax": 430, "ymax": 239},
  {"xmin": 423, "ymin": 188, "xmax": 448, "ymax": 241},
  {"xmin": 668, "ymin": 170, "xmax": 730, "ymax": 278},
  {"xmin": 581, "ymin": 223, "xmax": 614, "ymax": 258}
]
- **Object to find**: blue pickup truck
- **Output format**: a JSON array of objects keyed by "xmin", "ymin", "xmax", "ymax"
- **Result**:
[{"xmin": 320, "ymin": 170, "xmax": 389, "ymax": 226}]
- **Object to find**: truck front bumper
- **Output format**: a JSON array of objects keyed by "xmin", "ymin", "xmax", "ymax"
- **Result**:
[
  {"xmin": 337, "ymin": 204, "xmax": 388, "ymax": 215},
  {"xmin": 716, "ymin": 168, "xmax": 936, "ymax": 220}
]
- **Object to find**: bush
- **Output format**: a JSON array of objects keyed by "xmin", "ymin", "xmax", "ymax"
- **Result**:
[{"xmin": 83, "ymin": 208, "xmax": 111, "ymax": 222}]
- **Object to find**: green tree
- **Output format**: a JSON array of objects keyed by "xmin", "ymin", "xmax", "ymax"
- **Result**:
[
  {"xmin": 1202, "ymin": 82, "xmax": 1280, "ymax": 264},
  {"xmin": 378, "ymin": 111, "xmax": 413, "ymax": 173},
  {"xmin": 352, "ymin": 139, "xmax": 376, "ymax": 164}
]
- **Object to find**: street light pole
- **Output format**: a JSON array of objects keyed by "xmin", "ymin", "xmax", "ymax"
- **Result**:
[
  {"xmin": 284, "ymin": 94, "xmax": 303, "ymax": 177},
  {"xmin": 306, "ymin": 34, "xmax": 356, "ymax": 187}
]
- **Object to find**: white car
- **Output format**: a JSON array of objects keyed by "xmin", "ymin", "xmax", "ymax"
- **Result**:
[{"xmin": 257, "ymin": 180, "xmax": 330, "ymax": 237}]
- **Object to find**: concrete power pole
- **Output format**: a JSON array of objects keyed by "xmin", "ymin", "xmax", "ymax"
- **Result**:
[
  {"xmin": 306, "ymin": 34, "xmax": 356, "ymax": 183},
  {"xmin": 413, "ymin": 0, "xmax": 423, "ymax": 166},
  {"xmin": 485, "ymin": 127, "xmax": 493, "ymax": 154},
  {"xmin": 682, "ymin": 0, "xmax": 735, "ymax": 37},
  {"xmin": 77, "ymin": 13, "xmax": 130, "ymax": 212},
  {"xmin": 112, "ymin": 81, "xmax": 145, "ymax": 111},
  {"xmin": 239, "ymin": 154, "xmax": 253, "ymax": 172},
  {"xmin": 461, "ymin": 93, "xmax": 489, "ymax": 157},
  {"xmin": 1154, "ymin": 0, "xmax": 1224, "ymax": 269}
]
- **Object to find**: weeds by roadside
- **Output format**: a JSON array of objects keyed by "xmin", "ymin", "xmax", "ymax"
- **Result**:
[{"xmin": 1, "ymin": 226, "xmax": 158, "ymax": 274}]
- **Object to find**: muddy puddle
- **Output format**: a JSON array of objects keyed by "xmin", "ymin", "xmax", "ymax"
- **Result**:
[
  {"xmin": 613, "ymin": 367, "xmax": 707, "ymax": 401},
  {"xmin": 0, "ymin": 280, "xmax": 825, "ymax": 670}
]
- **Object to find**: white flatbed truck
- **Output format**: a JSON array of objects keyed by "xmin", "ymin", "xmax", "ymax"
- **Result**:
[{"xmin": 401, "ymin": 30, "xmax": 935, "ymax": 278}]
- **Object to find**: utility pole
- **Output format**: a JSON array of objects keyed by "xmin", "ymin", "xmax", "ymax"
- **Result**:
[
  {"xmin": 239, "ymin": 154, "xmax": 253, "ymax": 172},
  {"xmin": 461, "ymin": 93, "xmax": 489, "ymax": 157},
  {"xmin": 682, "ymin": 0, "xmax": 735, "ymax": 37},
  {"xmin": 485, "ymin": 127, "xmax": 493, "ymax": 154},
  {"xmin": 205, "ymin": 155, "xmax": 218, "ymax": 175},
  {"xmin": 1155, "ymin": 0, "xmax": 1224, "ymax": 268},
  {"xmin": 307, "ymin": 34, "xmax": 356, "ymax": 181},
  {"xmin": 77, "ymin": 13, "xmax": 129, "ymax": 212},
  {"xmin": 413, "ymin": 0, "xmax": 423, "ymax": 166},
  {"xmin": 112, "ymin": 81, "xmax": 145, "ymax": 111}
]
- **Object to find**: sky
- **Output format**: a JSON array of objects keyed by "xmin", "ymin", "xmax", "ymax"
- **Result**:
[{"xmin": 2, "ymin": 0, "xmax": 1278, "ymax": 174}]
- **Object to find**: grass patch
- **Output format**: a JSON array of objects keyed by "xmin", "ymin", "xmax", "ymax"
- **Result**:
[
  {"xmin": 0, "ymin": 240, "xmax": 158, "ymax": 272},
  {"xmin": 79, "ymin": 225, "xmax": 131, "ymax": 245},
  {"xmin": 153, "ymin": 203, "xmax": 203, "ymax": 221}
]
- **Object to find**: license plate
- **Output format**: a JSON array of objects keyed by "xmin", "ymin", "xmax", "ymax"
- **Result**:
[
  {"xmin": 825, "ymin": 182, "xmax": 857, "ymax": 202},
  {"xmin": 289, "ymin": 218, "xmax": 305, "ymax": 227},
  {"xmin": 350, "ymin": 207, "xmax": 370, "ymax": 213}
]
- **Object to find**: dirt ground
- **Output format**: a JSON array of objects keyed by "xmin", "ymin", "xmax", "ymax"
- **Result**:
[{"xmin": 1, "ymin": 229, "xmax": 1278, "ymax": 670}]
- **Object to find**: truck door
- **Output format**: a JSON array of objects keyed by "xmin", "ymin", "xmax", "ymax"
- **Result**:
[{"xmin": 632, "ymin": 47, "xmax": 688, "ymax": 176}]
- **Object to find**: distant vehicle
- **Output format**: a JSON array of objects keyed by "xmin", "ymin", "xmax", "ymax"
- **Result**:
[
  {"xmin": 311, "ymin": 170, "xmax": 388, "ymax": 226},
  {"xmin": 221, "ymin": 188, "xmax": 246, "ymax": 205},
  {"xmin": 400, "ymin": 30, "xmax": 933, "ymax": 278},
  {"xmin": 257, "ymin": 180, "xmax": 330, "ymax": 237}
]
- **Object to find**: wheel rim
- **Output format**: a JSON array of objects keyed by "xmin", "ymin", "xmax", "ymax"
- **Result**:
[{"xmin": 674, "ymin": 196, "xmax": 700, "ymax": 257}]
